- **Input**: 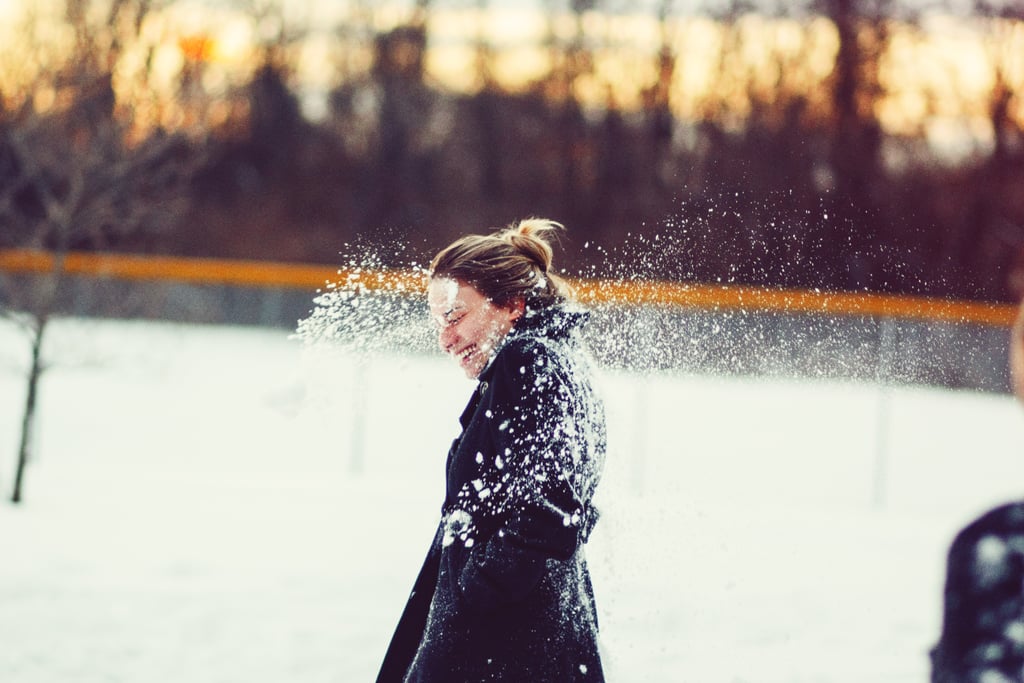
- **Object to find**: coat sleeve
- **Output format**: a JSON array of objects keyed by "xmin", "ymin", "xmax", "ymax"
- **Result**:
[{"xmin": 450, "ymin": 341, "xmax": 588, "ymax": 612}]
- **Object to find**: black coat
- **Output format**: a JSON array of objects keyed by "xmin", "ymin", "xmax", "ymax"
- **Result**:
[{"xmin": 377, "ymin": 305, "xmax": 607, "ymax": 683}]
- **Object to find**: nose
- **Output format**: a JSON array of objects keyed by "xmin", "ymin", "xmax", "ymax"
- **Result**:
[{"xmin": 438, "ymin": 324, "xmax": 457, "ymax": 353}]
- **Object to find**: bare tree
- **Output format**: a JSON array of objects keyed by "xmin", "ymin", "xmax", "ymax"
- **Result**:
[
  {"xmin": 0, "ymin": 0, "xmax": 206, "ymax": 504},
  {"xmin": 954, "ymin": 0, "xmax": 1024, "ymax": 296}
]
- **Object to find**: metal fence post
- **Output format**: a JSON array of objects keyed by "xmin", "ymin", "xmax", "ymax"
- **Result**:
[{"xmin": 872, "ymin": 316, "xmax": 896, "ymax": 509}]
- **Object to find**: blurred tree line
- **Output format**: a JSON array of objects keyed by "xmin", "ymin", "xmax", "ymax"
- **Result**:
[{"xmin": 2, "ymin": 0, "xmax": 1023, "ymax": 302}]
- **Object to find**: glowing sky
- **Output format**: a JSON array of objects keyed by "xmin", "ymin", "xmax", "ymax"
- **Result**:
[{"xmin": 0, "ymin": 0, "xmax": 1019, "ymax": 156}]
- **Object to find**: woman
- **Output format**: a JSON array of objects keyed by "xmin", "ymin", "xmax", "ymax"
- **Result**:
[{"xmin": 376, "ymin": 219, "xmax": 607, "ymax": 682}]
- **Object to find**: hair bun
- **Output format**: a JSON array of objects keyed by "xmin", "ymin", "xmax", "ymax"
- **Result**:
[{"xmin": 501, "ymin": 218, "xmax": 562, "ymax": 273}]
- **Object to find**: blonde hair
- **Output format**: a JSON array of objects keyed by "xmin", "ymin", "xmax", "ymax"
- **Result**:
[{"xmin": 429, "ymin": 218, "xmax": 574, "ymax": 309}]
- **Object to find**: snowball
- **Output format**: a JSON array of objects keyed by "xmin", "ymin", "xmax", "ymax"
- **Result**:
[
  {"xmin": 1005, "ymin": 621, "xmax": 1024, "ymax": 645},
  {"xmin": 442, "ymin": 509, "xmax": 473, "ymax": 547},
  {"xmin": 439, "ymin": 277, "xmax": 459, "ymax": 306},
  {"xmin": 974, "ymin": 535, "xmax": 1010, "ymax": 587},
  {"xmin": 978, "ymin": 667, "xmax": 1012, "ymax": 683}
]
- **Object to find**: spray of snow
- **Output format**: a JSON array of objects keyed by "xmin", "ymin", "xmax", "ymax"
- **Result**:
[{"xmin": 293, "ymin": 251, "xmax": 500, "ymax": 363}]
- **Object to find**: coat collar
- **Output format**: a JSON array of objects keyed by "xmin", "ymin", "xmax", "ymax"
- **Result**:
[
  {"xmin": 512, "ymin": 304, "xmax": 589, "ymax": 342},
  {"xmin": 458, "ymin": 383, "xmax": 484, "ymax": 428},
  {"xmin": 474, "ymin": 303, "xmax": 588, "ymax": 388}
]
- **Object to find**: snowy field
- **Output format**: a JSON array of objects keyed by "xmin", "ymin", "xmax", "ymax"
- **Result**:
[{"xmin": 2, "ymin": 317, "xmax": 1023, "ymax": 683}]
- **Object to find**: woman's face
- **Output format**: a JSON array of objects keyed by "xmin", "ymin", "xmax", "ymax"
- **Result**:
[{"xmin": 428, "ymin": 277, "xmax": 522, "ymax": 379}]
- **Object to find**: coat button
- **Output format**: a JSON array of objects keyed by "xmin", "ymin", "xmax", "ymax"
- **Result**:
[{"xmin": 478, "ymin": 381, "xmax": 488, "ymax": 395}]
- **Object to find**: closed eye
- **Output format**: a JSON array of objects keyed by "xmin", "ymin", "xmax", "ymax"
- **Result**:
[{"xmin": 434, "ymin": 310, "xmax": 465, "ymax": 330}]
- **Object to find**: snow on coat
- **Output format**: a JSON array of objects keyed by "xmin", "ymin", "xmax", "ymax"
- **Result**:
[
  {"xmin": 377, "ymin": 305, "xmax": 607, "ymax": 683},
  {"xmin": 932, "ymin": 501, "xmax": 1024, "ymax": 683}
]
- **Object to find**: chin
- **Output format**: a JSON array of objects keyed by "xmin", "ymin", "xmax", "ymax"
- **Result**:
[{"xmin": 457, "ymin": 354, "xmax": 484, "ymax": 379}]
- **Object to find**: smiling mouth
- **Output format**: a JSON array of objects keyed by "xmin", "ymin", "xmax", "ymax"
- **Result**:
[{"xmin": 456, "ymin": 345, "xmax": 477, "ymax": 364}]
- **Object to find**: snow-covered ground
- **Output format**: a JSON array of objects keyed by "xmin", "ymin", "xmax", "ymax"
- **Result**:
[{"xmin": 1, "ymin": 317, "xmax": 1023, "ymax": 683}]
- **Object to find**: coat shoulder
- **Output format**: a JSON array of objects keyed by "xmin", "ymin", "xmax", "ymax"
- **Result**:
[{"xmin": 489, "ymin": 334, "xmax": 555, "ymax": 379}]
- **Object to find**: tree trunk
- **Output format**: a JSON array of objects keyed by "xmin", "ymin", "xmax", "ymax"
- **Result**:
[{"xmin": 11, "ymin": 318, "xmax": 46, "ymax": 504}]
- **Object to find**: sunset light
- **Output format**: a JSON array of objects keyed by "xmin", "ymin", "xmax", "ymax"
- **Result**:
[{"xmin": 1, "ymin": 0, "xmax": 1019, "ymax": 156}]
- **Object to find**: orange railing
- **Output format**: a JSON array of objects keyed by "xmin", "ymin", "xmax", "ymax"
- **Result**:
[{"xmin": 0, "ymin": 248, "xmax": 1015, "ymax": 327}]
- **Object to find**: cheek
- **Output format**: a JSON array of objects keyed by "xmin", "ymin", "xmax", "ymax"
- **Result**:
[{"xmin": 481, "ymin": 318, "xmax": 510, "ymax": 346}]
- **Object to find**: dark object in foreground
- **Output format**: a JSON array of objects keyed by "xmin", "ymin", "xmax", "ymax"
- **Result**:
[{"xmin": 932, "ymin": 502, "xmax": 1024, "ymax": 682}]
